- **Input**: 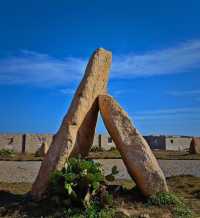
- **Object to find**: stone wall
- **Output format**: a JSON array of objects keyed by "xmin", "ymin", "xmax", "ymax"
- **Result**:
[
  {"xmin": 144, "ymin": 135, "xmax": 166, "ymax": 150},
  {"xmin": 25, "ymin": 134, "xmax": 53, "ymax": 154},
  {"xmin": 165, "ymin": 136, "xmax": 192, "ymax": 151},
  {"xmin": 0, "ymin": 134, "xmax": 22, "ymax": 152},
  {"xmin": 0, "ymin": 133, "xmax": 193, "ymax": 153},
  {"xmin": 0, "ymin": 134, "xmax": 53, "ymax": 154},
  {"xmin": 100, "ymin": 134, "xmax": 115, "ymax": 150}
]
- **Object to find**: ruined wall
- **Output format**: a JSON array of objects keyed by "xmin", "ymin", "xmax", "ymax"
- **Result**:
[
  {"xmin": 0, "ymin": 134, "xmax": 22, "ymax": 152},
  {"xmin": 100, "ymin": 134, "xmax": 115, "ymax": 150},
  {"xmin": 144, "ymin": 135, "xmax": 166, "ymax": 150},
  {"xmin": 0, "ymin": 134, "xmax": 193, "ymax": 153},
  {"xmin": 26, "ymin": 134, "xmax": 53, "ymax": 154},
  {"xmin": 92, "ymin": 134, "xmax": 99, "ymax": 147},
  {"xmin": 165, "ymin": 136, "xmax": 192, "ymax": 151},
  {"xmin": 0, "ymin": 134, "xmax": 53, "ymax": 154}
]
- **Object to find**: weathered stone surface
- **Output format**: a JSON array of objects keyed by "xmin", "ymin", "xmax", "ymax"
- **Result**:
[
  {"xmin": 189, "ymin": 137, "xmax": 200, "ymax": 154},
  {"xmin": 99, "ymin": 94, "xmax": 168, "ymax": 196},
  {"xmin": 31, "ymin": 48, "xmax": 112, "ymax": 199}
]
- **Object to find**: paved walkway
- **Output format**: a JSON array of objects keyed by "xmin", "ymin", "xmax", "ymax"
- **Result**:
[{"xmin": 0, "ymin": 159, "xmax": 200, "ymax": 183}]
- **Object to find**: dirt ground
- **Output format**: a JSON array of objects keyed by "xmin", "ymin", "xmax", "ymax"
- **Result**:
[
  {"xmin": 88, "ymin": 150, "xmax": 200, "ymax": 160},
  {"xmin": 1, "ymin": 150, "xmax": 200, "ymax": 161},
  {"xmin": 0, "ymin": 176, "xmax": 200, "ymax": 218}
]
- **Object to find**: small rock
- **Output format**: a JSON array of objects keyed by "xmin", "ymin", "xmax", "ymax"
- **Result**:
[
  {"xmin": 139, "ymin": 213, "xmax": 150, "ymax": 218},
  {"xmin": 115, "ymin": 208, "xmax": 130, "ymax": 217}
]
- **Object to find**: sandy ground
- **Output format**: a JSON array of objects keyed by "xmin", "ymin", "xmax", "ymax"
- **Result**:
[{"xmin": 0, "ymin": 159, "xmax": 200, "ymax": 183}]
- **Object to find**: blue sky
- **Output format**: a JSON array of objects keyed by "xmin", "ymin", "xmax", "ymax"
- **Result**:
[{"xmin": 0, "ymin": 0, "xmax": 200, "ymax": 136}]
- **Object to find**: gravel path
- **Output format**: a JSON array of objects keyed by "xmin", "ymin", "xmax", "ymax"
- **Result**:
[{"xmin": 0, "ymin": 159, "xmax": 200, "ymax": 183}]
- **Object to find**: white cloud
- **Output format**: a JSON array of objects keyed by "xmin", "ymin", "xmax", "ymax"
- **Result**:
[
  {"xmin": 0, "ymin": 50, "xmax": 85, "ymax": 86},
  {"xmin": 110, "ymin": 89, "xmax": 138, "ymax": 96},
  {"xmin": 111, "ymin": 39, "xmax": 200, "ymax": 78},
  {"xmin": 166, "ymin": 89, "xmax": 200, "ymax": 97},
  {"xmin": 134, "ymin": 107, "xmax": 200, "ymax": 115},
  {"xmin": 133, "ymin": 107, "xmax": 200, "ymax": 121},
  {"xmin": 59, "ymin": 88, "xmax": 75, "ymax": 95},
  {"xmin": 0, "ymin": 39, "xmax": 200, "ymax": 86}
]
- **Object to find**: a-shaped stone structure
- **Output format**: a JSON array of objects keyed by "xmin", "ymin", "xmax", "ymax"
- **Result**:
[
  {"xmin": 31, "ymin": 48, "xmax": 168, "ymax": 200},
  {"xmin": 31, "ymin": 48, "xmax": 112, "ymax": 199},
  {"xmin": 99, "ymin": 95, "xmax": 168, "ymax": 196}
]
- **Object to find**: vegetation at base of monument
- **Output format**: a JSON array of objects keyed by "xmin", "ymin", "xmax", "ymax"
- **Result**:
[
  {"xmin": 1, "ymin": 176, "xmax": 200, "ymax": 217},
  {"xmin": 146, "ymin": 192, "xmax": 193, "ymax": 218},
  {"xmin": 49, "ymin": 157, "xmax": 118, "ymax": 217},
  {"xmin": 90, "ymin": 146, "xmax": 105, "ymax": 152},
  {"xmin": 63, "ymin": 203, "xmax": 116, "ymax": 218},
  {"xmin": 0, "ymin": 148, "xmax": 16, "ymax": 157}
]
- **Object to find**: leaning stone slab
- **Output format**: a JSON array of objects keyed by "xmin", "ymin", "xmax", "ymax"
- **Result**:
[
  {"xmin": 31, "ymin": 48, "xmax": 112, "ymax": 199},
  {"xmin": 99, "ymin": 95, "xmax": 168, "ymax": 196}
]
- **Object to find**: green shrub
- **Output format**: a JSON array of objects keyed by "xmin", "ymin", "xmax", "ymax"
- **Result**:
[
  {"xmin": 147, "ymin": 192, "xmax": 193, "ymax": 218},
  {"xmin": 173, "ymin": 204, "xmax": 193, "ymax": 218},
  {"xmin": 50, "ymin": 158, "xmax": 116, "ymax": 207},
  {"xmin": 0, "ymin": 148, "xmax": 16, "ymax": 157},
  {"xmin": 64, "ymin": 202, "xmax": 115, "ymax": 218},
  {"xmin": 49, "ymin": 157, "xmax": 117, "ymax": 217},
  {"xmin": 105, "ymin": 165, "xmax": 119, "ymax": 182},
  {"xmin": 147, "ymin": 192, "xmax": 181, "ymax": 206}
]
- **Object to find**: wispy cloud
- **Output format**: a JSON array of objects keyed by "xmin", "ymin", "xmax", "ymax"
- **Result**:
[
  {"xmin": 133, "ymin": 107, "xmax": 200, "ymax": 121},
  {"xmin": 59, "ymin": 88, "xmax": 75, "ymax": 95},
  {"xmin": 135, "ymin": 107, "xmax": 200, "ymax": 115},
  {"xmin": 111, "ymin": 89, "xmax": 138, "ymax": 96},
  {"xmin": 0, "ymin": 40, "xmax": 200, "ymax": 86},
  {"xmin": 166, "ymin": 89, "xmax": 200, "ymax": 97},
  {"xmin": 0, "ymin": 50, "xmax": 85, "ymax": 86},
  {"xmin": 111, "ymin": 39, "xmax": 200, "ymax": 78}
]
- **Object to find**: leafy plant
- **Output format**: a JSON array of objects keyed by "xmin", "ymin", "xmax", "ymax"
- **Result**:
[
  {"xmin": 50, "ymin": 158, "xmax": 106, "ymax": 207},
  {"xmin": 64, "ymin": 202, "xmax": 115, "ymax": 218},
  {"xmin": 105, "ymin": 165, "xmax": 119, "ymax": 182}
]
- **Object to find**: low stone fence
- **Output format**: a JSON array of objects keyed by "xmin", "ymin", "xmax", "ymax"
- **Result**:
[
  {"xmin": 0, "ymin": 134, "xmax": 53, "ymax": 154},
  {"xmin": 0, "ymin": 133, "xmax": 193, "ymax": 154}
]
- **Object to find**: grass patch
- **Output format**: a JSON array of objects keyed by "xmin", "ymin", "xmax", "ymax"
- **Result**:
[
  {"xmin": 147, "ymin": 192, "xmax": 193, "ymax": 218},
  {"xmin": 88, "ymin": 150, "xmax": 200, "ymax": 160},
  {"xmin": 1, "ymin": 176, "xmax": 200, "ymax": 217},
  {"xmin": 1, "ymin": 149, "xmax": 200, "ymax": 161},
  {"xmin": 0, "ymin": 149, "xmax": 15, "ymax": 158}
]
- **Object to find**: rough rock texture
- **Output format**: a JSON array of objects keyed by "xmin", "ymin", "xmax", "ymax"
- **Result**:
[
  {"xmin": 189, "ymin": 137, "xmax": 200, "ymax": 154},
  {"xmin": 31, "ymin": 48, "xmax": 112, "ymax": 199},
  {"xmin": 99, "ymin": 95, "xmax": 168, "ymax": 196}
]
